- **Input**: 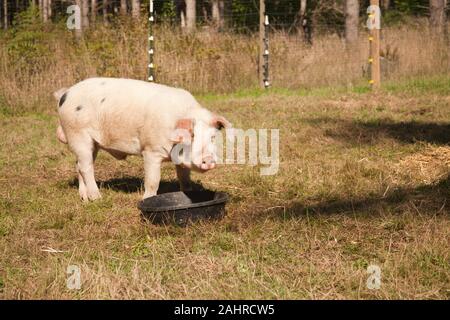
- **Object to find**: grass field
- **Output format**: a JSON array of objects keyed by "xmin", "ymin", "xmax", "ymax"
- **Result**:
[{"xmin": 0, "ymin": 76, "xmax": 449, "ymax": 299}]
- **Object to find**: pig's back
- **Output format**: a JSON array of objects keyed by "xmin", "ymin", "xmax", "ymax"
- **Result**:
[
  {"xmin": 58, "ymin": 78, "xmax": 201, "ymax": 153},
  {"xmin": 64, "ymin": 77, "xmax": 200, "ymax": 114}
]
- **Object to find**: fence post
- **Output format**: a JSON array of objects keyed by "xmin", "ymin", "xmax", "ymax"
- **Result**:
[
  {"xmin": 263, "ymin": 15, "xmax": 270, "ymax": 88},
  {"xmin": 368, "ymin": 0, "xmax": 381, "ymax": 88},
  {"xmin": 259, "ymin": 0, "xmax": 265, "ymax": 88},
  {"xmin": 148, "ymin": 0, "xmax": 155, "ymax": 82}
]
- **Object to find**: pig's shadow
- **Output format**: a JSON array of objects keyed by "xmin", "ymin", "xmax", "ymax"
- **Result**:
[{"xmin": 69, "ymin": 177, "xmax": 205, "ymax": 194}]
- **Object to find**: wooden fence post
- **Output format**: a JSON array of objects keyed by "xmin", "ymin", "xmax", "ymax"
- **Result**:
[{"xmin": 368, "ymin": 0, "xmax": 381, "ymax": 88}]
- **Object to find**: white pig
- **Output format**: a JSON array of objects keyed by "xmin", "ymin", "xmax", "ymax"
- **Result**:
[{"xmin": 54, "ymin": 77, "xmax": 231, "ymax": 201}]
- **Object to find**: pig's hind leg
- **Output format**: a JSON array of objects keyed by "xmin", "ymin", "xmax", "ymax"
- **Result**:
[
  {"xmin": 76, "ymin": 145, "xmax": 98, "ymax": 201},
  {"xmin": 77, "ymin": 170, "xmax": 88, "ymax": 201},
  {"xmin": 69, "ymin": 134, "xmax": 101, "ymax": 201}
]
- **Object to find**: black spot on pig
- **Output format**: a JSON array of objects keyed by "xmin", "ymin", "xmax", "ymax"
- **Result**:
[
  {"xmin": 76, "ymin": 105, "xmax": 83, "ymax": 111},
  {"xmin": 59, "ymin": 92, "xmax": 68, "ymax": 108},
  {"xmin": 101, "ymin": 98, "xmax": 106, "ymax": 103}
]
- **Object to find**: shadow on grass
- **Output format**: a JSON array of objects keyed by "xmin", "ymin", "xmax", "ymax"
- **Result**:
[
  {"xmin": 70, "ymin": 177, "xmax": 206, "ymax": 194},
  {"xmin": 275, "ymin": 175, "xmax": 449, "ymax": 219},
  {"xmin": 307, "ymin": 117, "xmax": 450, "ymax": 145}
]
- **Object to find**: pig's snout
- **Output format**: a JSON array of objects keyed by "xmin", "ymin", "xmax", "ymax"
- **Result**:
[{"xmin": 200, "ymin": 156, "xmax": 216, "ymax": 171}]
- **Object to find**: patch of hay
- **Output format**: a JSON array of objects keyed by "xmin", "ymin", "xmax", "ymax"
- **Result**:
[{"xmin": 396, "ymin": 146, "xmax": 450, "ymax": 185}]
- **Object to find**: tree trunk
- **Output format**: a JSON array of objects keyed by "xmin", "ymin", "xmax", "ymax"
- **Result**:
[
  {"xmin": 345, "ymin": 0, "xmax": 359, "ymax": 45},
  {"xmin": 3, "ymin": 0, "xmax": 8, "ymax": 30},
  {"xmin": 202, "ymin": 2, "xmax": 207, "ymax": 23},
  {"xmin": 91, "ymin": 0, "xmax": 97, "ymax": 22},
  {"xmin": 42, "ymin": 0, "xmax": 49, "ymax": 22},
  {"xmin": 181, "ymin": 10, "xmax": 186, "ymax": 28},
  {"xmin": 120, "ymin": 0, "xmax": 126, "ymax": 15},
  {"xmin": 131, "ymin": 0, "xmax": 139, "ymax": 18},
  {"xmin": 38, "ymin": 0, "xmax": 42, "ymax": 19},
  {"xmin": 48, "ymin": 0, "xmax": 52, "ymax": 18},
  {"xmin": 42, "ymin": 0, "xmax": 50, "ymax": 23},
  {"xmin": 103, "ymin": 0, "xmax": 109, "ymax": 25},
  {"xmin": 81, "ymin": 0, "xmax": 89, "ymax": 30},
  {"xmin": 175, "ymin": 0, "xmax": 186, "ymax": 27},
  {"xmin": 299, "ymin": 0, "xmax": 307, "ymax": 20},
  {"xmin": 212, "ymin": 0, "xmax": 219, "ymax": 24},
  {"xmin": 298, "ymin": 0, "xmax": 312, "ymax": 43},
  {"xmin": 211, "ymin": 0, "xmax": 224, "ymax": 30},
  {"xmin": 75, "ymin": 0, "xmax": 82, "ymax": 38},
  {"xmin": 185, "ymin": 0, "xmax": 196, "ymax": 32},
  {"xmin": 430, "ymin": 0, "xmax": 446, "ymax": 34}
]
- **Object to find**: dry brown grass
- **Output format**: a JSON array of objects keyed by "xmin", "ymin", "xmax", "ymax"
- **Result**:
[{"xmin": 0, "ymin": 77, "xmax": 449, "ymax": 299}]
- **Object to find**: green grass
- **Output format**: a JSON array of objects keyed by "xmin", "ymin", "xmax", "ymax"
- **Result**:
[
  {"xmin": 0, "ymin": 76, "xmax": 449, "ymax": 299},
  {"xmin": 384, "ymin": 75, "xmax": 450, "ymax": 95},
  {"xmin": 199, "ymin": 75, "xmax": 450, "ymax": 103}
]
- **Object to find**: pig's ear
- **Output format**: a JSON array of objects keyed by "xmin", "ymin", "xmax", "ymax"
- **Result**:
[
  {"xmin": 211, "ymin": 115, "xmax": 232, "ymax": 130},
  {"xmin": 170, "ymin": 119, "xmax": 195, "ymax": 143},
  {"xmin": 53, "ymin": 87, "xmax": 68, "ymax": 101}
]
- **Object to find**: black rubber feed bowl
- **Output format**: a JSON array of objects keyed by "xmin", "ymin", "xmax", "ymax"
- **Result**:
[{"xmin": 138, "ymin": 191, "xmax": 228, "ymax": 226}]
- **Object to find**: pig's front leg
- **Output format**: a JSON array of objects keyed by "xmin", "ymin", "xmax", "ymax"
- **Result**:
[
  {"xmin": 142, "ymin": 151, "xmax": 163, "ymax": 199},
  {"xmin": 176, "ymin": 165, "xmax": 192, "ymax": 191}
]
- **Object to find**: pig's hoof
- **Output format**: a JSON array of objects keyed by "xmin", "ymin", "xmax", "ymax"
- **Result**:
[
  {"xmin": 79, "ymin": 191, "xmax": 88, "ymax": 202},
  {"xmin": 143, "ymin": 192, "xmax": 156, "ymax": 200},
  {"xmin": 87, "ymin": 191, "xmax": 102, "ymax": 201}
]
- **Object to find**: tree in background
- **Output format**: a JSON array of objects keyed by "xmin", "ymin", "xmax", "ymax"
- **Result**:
[
  {"xmin": 42, "ymin": 0, "xmax": 48, "ymax": 22},
  {"xmin": 49, "ymin": 0, "xmax": 53, "ymax": 19},
  {"xmin": 212, "ymin": 0, "xmax": 225, "ymax": 30},
  {"xmin": 103, "ymin": 0, "xmax": 109, "ymax": 25},
  {"xmin": 345, "ymin": 0, "xmax": 359, "ymax": 45},
  {"xmin": 131, "ymin": 0, "xmax": 140, "ymax": 19},
  {"xmin": 3, "ymin": 0, "xmax": 8, "ymax": 30},
  {"xmin": 185, "ymin": 0, "xmax": 196, "ymax": 32},
  {"xmin": 91, "ymin": 0, "xmax": 97, "ymax": 23},
  {"xmin": 40, "ymin": 0, "xmax": 51, "ymax": 23},
  {"xmin": 429, "ymin": 0, "xmax": 446, "ymax": 34},
  {"xmin": 0, "ymin": 0, "xmax": 448, "ymax": 40},
  {"xmin": 81, "ymin": 0, "xmax": 89, "ymax": 30},
  {"xmin": 174, "ymin": 0, "xmax": 187, "ymax": 28},
  {"xmin": 75, "ymin": 0, "xmax": 82, "ymax": 38},
  {"xmin": 120, "ymin": 0, "xmax": 127, "ymax": 16},
  {"xmin": 297, "ymin": 0, "xmax": 312, "ymax": 43}
]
